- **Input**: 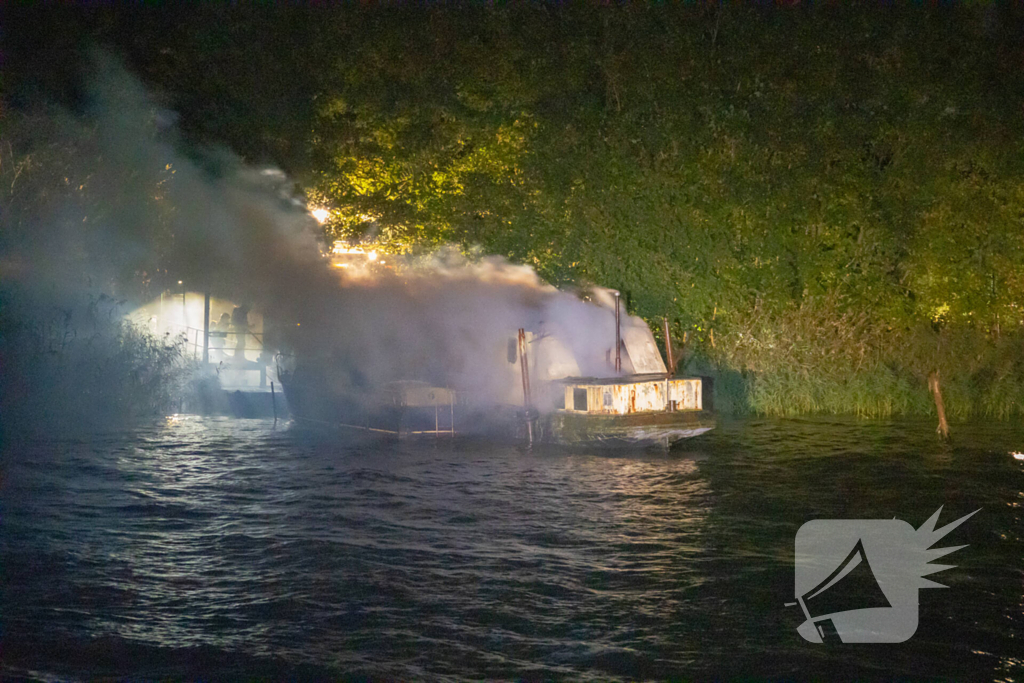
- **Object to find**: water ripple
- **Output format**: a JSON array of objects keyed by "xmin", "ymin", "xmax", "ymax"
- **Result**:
[{"xmin": 1, "ymin": 416, "xmax": 1022, "ymax": 680}]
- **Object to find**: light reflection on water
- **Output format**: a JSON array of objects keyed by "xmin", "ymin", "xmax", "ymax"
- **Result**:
[{"xmin": 1, "ymin": 416, "xmax": 1022, "ymax": 680}]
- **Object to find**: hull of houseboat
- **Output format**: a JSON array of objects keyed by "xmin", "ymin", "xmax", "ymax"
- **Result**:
[
  {"xmin": 541, "ymin": 409, "xmax": 715, "ymax": 449},
  {"xmin": 539, "ymin": 374, "xmax": 714, "ymax": 447},
  {"xmin": 281, "ymin": 369, "xmax": 715, "ymax": 448}
]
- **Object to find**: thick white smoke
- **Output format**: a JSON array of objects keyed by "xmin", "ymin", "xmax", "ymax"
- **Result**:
[
  {"xmin": 5, "ymin": 54, "xmax": 659, "ymax": 416},
  {"xmin": 289, "ymin": 251, "xmax": 658, "ymax": 408}
]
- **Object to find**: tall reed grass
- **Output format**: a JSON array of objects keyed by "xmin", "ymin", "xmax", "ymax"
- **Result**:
[
  {"xmin": 681, "ymin": 293, "xmax": 1024, "ymax": 420},
  {"xmin": 1, "ymin": 290, "xmax": 200, "ymax": 436}
]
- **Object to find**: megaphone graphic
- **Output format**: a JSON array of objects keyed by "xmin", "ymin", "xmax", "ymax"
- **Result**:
[{"xmin": 795, "ymin": 539, "xmax": 892, "ymax": 642}]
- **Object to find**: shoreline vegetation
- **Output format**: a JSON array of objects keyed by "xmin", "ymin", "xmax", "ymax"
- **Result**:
[
  {"xmin": 6, "ymin": 4, "xmax": 1024, "ymax": 428},
  {"xmin": 0, "ymin": 292, "xmax": 200, "ymax": 436}
]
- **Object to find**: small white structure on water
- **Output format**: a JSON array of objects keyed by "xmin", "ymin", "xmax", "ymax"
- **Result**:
[{"xmin": 128, "ymin": 291, "xmax": 274, "ymax": 388}]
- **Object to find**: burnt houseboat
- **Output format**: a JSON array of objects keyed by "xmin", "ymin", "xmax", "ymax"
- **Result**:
[{"xmin": 279, "ymin": 290, "xmax": 714, "ymax": 448}]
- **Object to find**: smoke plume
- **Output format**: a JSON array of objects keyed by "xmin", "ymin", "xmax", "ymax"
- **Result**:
[{"xmin": 2, "ymin": 54, "xmax": 657, "ymax": 423}]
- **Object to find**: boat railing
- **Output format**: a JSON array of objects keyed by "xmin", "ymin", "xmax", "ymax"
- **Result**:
[{"xmin": 168, "ymin": 324, "xmax": 267, "ymax": 361}]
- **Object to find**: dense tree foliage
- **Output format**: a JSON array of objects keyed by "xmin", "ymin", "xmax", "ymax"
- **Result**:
[
  {"xmin": 304, "ymin": 4, "xmax": 1024, "ymax": 418},
  {"xmin": 8, "ymin": 3, "xmax": 1024, "ymax": 417}
]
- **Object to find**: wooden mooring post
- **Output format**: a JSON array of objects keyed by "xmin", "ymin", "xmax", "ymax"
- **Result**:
[{"xmin": 928, "ymin": 370, "xmax": 951, "ymax": 441}]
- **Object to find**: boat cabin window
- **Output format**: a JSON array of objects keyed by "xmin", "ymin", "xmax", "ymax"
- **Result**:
[
  {"xmin": 573, "ymin": 388, "xmax": 588, "ymax": 411},
  {"xmin": 507, "ymin": 338, "xmax": 518, "ymax": 364}
]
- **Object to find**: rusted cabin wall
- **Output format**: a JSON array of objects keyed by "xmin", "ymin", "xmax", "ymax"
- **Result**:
[
  {"xmin": 560, "ymin": 378, "xmax": 703, "ymax": 415},
  {"xmin": 582, "ymin": 380, "xmax": 666, "ymax": 415},
  {"xmin": 668, "ymin": 379, "xmax": 702, "ymax": 410}
]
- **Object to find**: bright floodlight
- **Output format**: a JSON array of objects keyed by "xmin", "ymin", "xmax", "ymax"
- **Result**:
[{"xmin": 311, "ymin": 208, "xmax": 330, "ymax": 224}]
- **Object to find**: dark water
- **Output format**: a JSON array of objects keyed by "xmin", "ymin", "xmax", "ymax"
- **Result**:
[{"xmin": 2, "ymin": 416, "xmax": 1022, "ymax": 681}]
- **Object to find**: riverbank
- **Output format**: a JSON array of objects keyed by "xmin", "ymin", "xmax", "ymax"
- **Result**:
[{"xmin": 681, "ymin": 308, "xmax": 1024, "ymax": 420}]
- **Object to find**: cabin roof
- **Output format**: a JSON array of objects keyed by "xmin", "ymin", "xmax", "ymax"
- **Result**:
[{"xmin": 556, "ymin": 373, "xmax": 696, "ymax": 386}]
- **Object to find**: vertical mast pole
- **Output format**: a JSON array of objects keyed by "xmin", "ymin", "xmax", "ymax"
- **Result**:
[
  {"xmin": 203, "ymin": 290, "xmax": 211, "ymax": 364},
  {"xmin": 663, "ymin": 316, "xmax": 674, "ymax": 411},
  {"xmin": 614, "ymin": 292, "xmax": 622, "ymax": 373},
  {"xmin": 663, "ymin": 317, "xmax": 674, "ymax": 377},
  {"xmin": 518, "ymin": 328, "xmax": 534, "ymax": 444}
]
